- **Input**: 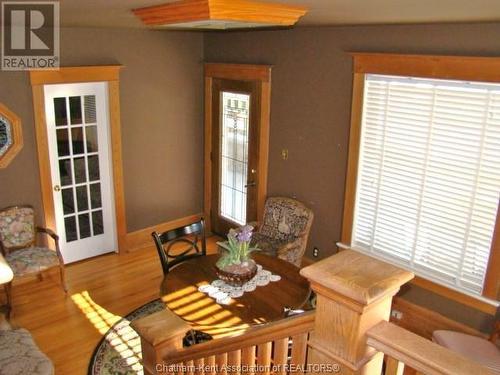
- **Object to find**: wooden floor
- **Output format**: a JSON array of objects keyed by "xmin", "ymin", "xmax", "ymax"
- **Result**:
[{"xmin": 1, "ymin": 237, "xmax": 220, "ymax": 375}]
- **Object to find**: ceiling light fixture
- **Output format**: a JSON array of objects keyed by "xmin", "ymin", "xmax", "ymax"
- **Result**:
[{"xmin": 133, "ymin": 0, "xmax": 308, "ymax": 30}]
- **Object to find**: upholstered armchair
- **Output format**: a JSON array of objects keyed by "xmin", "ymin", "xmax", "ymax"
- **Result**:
[
  {"xmin": 250, "ymin": 197, "xmax": 313, "ymax": 267},
  {"xmin": 432, "ymin": 318, "xmax": 500, "ymax": 372},
  {"xmin": 0, "ymin": 314, "xmax": 54, "ymax": 374},
  {"xmin": 0, "ymin": 205, "xmax": 67, "ymax": 314}
]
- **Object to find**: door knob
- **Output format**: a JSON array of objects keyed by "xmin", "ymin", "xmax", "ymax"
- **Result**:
[
  {"xmin": 245, "ymin": 181, "xmax": 256, "ymax": 188},
  {"xmin": 53, "ymin": 185, "xmax": 61, "ymax": 192}
]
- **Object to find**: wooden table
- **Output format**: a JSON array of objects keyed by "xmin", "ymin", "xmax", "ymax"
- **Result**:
[{"xmin": 161, "ymin": 253, "xmax": 310, "ymax": 337}]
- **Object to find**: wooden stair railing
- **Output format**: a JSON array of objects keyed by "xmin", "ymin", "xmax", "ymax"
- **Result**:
[
  {"xmin": 300, "ymin": 249, "xmax": 415, "ymax": 374},
  {"xmin": 133, "ymin": 309, "xmax": 315, "ymax": 375},
  {"xmin": 366, "ymin": 320, "xmax": 496, "ymax": 375},
  {"xmin": 135, "ymin": 250, "xmax": 494, "ymax": 374}
]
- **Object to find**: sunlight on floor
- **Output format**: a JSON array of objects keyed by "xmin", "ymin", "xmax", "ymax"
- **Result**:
[
  {"xmin": 71, "ymin": 291, "xmax": 121, "ymax": 334},
  {"xmin": 71, "ymin": 291, "xmax": 144, "ymax": 374}
]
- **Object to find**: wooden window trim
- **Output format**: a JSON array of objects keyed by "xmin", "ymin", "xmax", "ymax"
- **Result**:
[
  {"xmin": 0, "ymin": 103, "xmax": 23, "ymax": 168},
  {"xmin": 29, "ymin": 66, "xmax": 128, "ymax": 253},
  {"xmin": 352, "ymin": 53, "xmax": 500, "ymax": 83},
  {"xmin": 29, "ymin": 65, "xmax": 121, "ymax": 85},
  {"xmin": 341, "ymin": 72, "xmax": 364, "ymax": 245},
  {"xmin": 342, "ymin": 53, "xmax": 500, "ymax": 315},
  {"xmin": 484, "ymin": 204, "xmax": 500, "ymax": 301},
  {"xmin": 205, "ymin": 63, "xmax": 271, "ymax": 82},
  {"xmin": 204, "ymin": 63, "xmax": 272, "ymax": 232}
]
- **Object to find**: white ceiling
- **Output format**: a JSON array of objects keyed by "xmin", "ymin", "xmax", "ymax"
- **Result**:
[{"xmin": 60, "ymin": 0, "xmax": 500, "ymax": 29}]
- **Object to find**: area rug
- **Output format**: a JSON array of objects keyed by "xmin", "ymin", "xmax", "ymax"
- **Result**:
[{"xmin": 88, "ymin": 299, "xmax": 165, "ymax": 375}]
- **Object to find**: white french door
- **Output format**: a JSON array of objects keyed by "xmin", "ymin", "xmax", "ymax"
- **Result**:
[{"xmin": 44, "ymin": 82, "xmax": 117, "ymax": 264}]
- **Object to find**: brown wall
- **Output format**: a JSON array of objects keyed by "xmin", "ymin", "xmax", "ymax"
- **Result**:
[
  {"xmin": 204, "ymin": 22, "xmax": 500, "ymax": 331},
  {"xmin": 1, "ymin": 22, "xmax": 497, "ymax": 331},
  {"xmin": 0, "ymin": 27, "xmax": 204, "ymax": 232}
]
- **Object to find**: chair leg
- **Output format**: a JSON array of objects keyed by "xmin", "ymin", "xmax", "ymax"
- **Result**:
[
  {"xmin": 59, "ymin": 265, "xmax": 68, "ymax": 293},
  {"xmin": 4, "ymin": 282, "xmax": 12, "ymax": 319}
]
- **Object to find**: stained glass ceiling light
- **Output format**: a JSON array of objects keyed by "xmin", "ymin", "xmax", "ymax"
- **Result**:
[{"xmin": 133, "ymin": 0, "xmax": 308, "ymax": 30}]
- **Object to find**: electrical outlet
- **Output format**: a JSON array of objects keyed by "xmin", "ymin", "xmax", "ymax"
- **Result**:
[
  {"xmin": 312, "ymin": 247, "xmax": 320, "ymax": 257},
  {"xmin": 391, "ymin": 309, "xmax": 403, "ymax": 320}
]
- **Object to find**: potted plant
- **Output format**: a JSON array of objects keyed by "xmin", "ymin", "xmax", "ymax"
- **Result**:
[{"xmin": 215, "ymin": 225, "xmax": 259, "ymax": 286}]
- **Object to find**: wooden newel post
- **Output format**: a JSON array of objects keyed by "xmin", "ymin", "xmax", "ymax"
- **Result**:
[
  {"xmin": 132, "ymin": 309, "xmax": 190, "ymax": 375},
  {"xmin": 300, "ymin": 250, "xmax": 414, "ymax": 374}
]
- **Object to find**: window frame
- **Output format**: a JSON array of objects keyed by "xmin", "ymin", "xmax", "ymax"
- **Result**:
[
  {"xmin": 0, "ymin": 103, "xmax": 23, "ymax": 169},
  {"xmin": 342, "ymin": 53, "xmax": 500, "ymax": 315}
]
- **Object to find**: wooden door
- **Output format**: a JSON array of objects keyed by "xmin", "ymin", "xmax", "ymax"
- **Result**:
[{"xmin": 210, "ymin": 79, "xmax": 261, "ymax": 235}]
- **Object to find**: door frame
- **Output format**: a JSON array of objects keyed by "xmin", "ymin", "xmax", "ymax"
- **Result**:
[
  {"xmin": 204, "ymin": 63, "xmax": 272, "ymax": 232},
  {"xmin": 29, "ymin": 66, "xmax": 127, "ymax": 254}
]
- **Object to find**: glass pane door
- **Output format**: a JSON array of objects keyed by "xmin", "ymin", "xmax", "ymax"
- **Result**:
[
  {"xmin": 219, "ymin": 92, "xmax": 250, "ymax": 225},
  {"xmin": 45, "ymin": 82, "xmax": 117, "ymax": 264},
  {"xmin": 54, "ymin": 94, "xmax": 104, "ymax": 242}
]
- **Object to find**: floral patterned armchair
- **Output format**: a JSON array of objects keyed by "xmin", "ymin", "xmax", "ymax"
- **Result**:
[
  {"xmin": 0, "ymin": 314, "xmax": 54, "ymax": 374},
  {"xmin": 250, "ymin": 197, "xmax": 314, "ymax": 267},
  {"xmin": 0, "ymin": 205, "xmax": 67, "ymax": 315}
]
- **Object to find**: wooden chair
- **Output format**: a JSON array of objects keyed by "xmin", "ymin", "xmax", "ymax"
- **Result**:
[
  {"xmin": 0, "ymin": 205, "xmax": 67, "ymax": 315},
  {"xmin": 250, "ymin": 197, "xmax": 313, "ymax": 267},
  {"xmin": 152, "ymin": 219, "xmax": 206, "ymax": 276}
]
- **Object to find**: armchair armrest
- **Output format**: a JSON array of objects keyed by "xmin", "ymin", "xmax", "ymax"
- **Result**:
[
  {"xmin": 247, "ymin": 221, "xmax": 260, "ymax": 231},
  {"xmin": 35, "ymin": 227, "xmax": 63, "ymax": 261},
  {"xmin": 275, "ymin": 236, "xmax": 303, "ymax": 256},
  {"xmin": 36, "ymin": 226, "xmax": 59, "ymax": 242},
  {"xmin": 275, "ymin": 236, "xmax": 310, "ymax": 268},
  {"xmin": 296, "ymin": 227, "xmax": 311, "ymax": 241}
]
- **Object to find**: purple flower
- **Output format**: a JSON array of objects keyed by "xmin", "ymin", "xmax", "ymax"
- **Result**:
[{"xmin": 237, "ymin": 225, "xmax": 253, "ymax": 242}]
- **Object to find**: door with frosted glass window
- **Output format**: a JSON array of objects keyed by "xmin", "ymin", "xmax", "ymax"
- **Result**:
[
  {"xmin": 44, "ymin": 82, "xmax": 117, "ymax": 263},
  {"xmin": 211, "ymin": 79, "xmax": 260, "ymax": 235}
]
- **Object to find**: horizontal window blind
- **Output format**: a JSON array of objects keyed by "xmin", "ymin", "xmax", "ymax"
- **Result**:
[{"xmin": 352, "ymin": 74, "xmax": 500, "ymax": 296}]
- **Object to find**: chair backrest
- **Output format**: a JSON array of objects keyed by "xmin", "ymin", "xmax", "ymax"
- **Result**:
[
  {"xmin": 152, "ymin": 219, "xmax": 207, "ymax": 275},
  {"xmin": 259, "ymin": 197, "xmax": 314, "ymax": 242},
  {"xmin": 0, "ymin": 205, "xmax": 36, "ymax": 253}
]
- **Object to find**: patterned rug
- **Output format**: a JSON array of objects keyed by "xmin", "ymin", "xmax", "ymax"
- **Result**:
[{"xmin": 88, "ymin": 299, "xmax": 165, "ymax": 375}]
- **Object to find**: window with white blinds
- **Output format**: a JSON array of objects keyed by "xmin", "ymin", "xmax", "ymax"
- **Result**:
[{"xmin": 352, "ymin": 74, "xmax": 500, "ymax": 296}]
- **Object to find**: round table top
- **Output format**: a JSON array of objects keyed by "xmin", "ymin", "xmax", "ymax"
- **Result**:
[{"xmin": 160, "ymin": 253, "xmax": 310, "ymax": 337}]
